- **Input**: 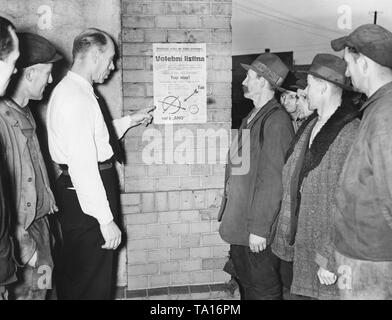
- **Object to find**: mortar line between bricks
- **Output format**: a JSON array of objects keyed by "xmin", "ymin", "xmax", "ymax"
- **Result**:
[{"xmin": 125, "ymin": 282, "xmax": 229, "ymax": 299}]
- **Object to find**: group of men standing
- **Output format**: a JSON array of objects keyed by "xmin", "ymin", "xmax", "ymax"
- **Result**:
[
  {"xmin": 2, "ymin": 13, "xmax": 392, "ymax": 301},
  {"xmin": 219, "ymin": 23, "xmax": 392, "ymax": 300},
  {"xmin": 0, "ymin": 17, "xmax": 153, "ymax": 300}
]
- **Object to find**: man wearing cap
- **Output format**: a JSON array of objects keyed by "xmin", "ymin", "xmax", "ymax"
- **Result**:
[
  {"xmin": 0, "ymin": 32, "xmax": 62, "ymax": 299},
  {"xmin": 272, "ymin": 54, "xmax": 359, "ymax": 300},
  {"xmin": 331, "ymin": 24, "xmax": 392, "ymax": 299},
  {"xmin": 218, "ymin": 53, "xmax": 294, "ymax": 300},
  {"xmin": 0, "ymin": 16, "xmax": 19, "ymax": 301}
]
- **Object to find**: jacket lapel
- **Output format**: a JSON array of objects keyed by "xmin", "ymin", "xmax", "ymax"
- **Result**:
[
  {"xmin": 230, "ymin": 99, "xmax": 277, "ymax": 162},
  {"xmin": 301, "ymin": 103, "xmax": 359, "ymax": 177}
]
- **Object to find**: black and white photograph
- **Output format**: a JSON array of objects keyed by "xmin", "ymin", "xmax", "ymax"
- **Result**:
[{"xmin": 1, "ymin": 0, "xmax": 392, "ymax": 307}]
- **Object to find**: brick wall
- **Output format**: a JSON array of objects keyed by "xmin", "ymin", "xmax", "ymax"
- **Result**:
[{"xmin": 121, "ymin": 0, "xmax": 232, "ymax": 290}]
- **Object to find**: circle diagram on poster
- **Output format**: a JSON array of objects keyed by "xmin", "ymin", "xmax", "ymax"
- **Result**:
[{"xmin": 160, "ymin": 96, "xmax": 186, "ymax": 114}]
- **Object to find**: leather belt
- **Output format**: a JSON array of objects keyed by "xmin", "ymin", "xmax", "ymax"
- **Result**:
[{"xmin": 59, "ymin": 160, "xmax": 113, "ymax": 176}]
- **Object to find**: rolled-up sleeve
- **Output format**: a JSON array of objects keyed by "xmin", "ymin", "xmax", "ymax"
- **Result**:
[{"xmin": 112, "ymin": 116, "xmax": 131, "ymax": 140}]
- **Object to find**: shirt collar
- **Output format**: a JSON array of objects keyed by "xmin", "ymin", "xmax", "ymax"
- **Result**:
[
  {"xmin": 360, "ymin": 81, "xmax": 392, "ymax": 112},
  {"xmin": 67, "ymin": 71, "xmax": 99, "ymax": 99}
]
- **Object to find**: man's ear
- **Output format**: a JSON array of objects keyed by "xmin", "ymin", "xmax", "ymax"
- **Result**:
[
  {"xmin": 91, "ymin": 47, "xmax": 100, "ymax": 65},
  {"xmin": 321, "ymin": 81, "xmax": 328, "ymax": 94},
  {"xmin": 24, "ymin": 67, "xmax": 35, "ymax": 82},
  {"xmin": 359, "ymin": 55, "xmax": 369, "ymax": 76},
  {"xmin": 258, "ymin": 76, "xmax": 266, "ymax": 88}
]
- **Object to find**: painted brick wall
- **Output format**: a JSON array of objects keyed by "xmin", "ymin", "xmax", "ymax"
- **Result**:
[{"xmin": 121, "ymin": 0, "xmax": 232, "ymax": 290}]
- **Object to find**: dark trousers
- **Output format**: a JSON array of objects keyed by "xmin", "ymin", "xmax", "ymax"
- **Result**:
[
  {"xmin": 55, "ymin": 167, "xmax": 119, "ymax": 300},
  {"xmin": 230, "ymin": 245, "xmax": 281, "ymax": 300}
]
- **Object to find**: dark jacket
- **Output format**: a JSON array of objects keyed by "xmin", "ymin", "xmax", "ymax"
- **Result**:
[
  {"xmin": 219, "ymin": 98, "xmax": 294, "ymax": 246},
  {"xmin": 335, "ymin": 81, "xmax": 392, "ymax": 261},
  {"xmin": 272, "ymin": 104, "xmax": 359, "ymax": 299},
  {"xmin": 0, "ymin": 140, "xmax": 16, "ymax": 286}
]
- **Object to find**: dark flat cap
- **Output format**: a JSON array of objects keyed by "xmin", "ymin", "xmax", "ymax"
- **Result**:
[
  {"xmin": 331, "ymin": 24, "xmax": 392, "ymax": 69},
  {"xmin": 17, "ymin": 32, "xmax": 62, "ymax": 68}
]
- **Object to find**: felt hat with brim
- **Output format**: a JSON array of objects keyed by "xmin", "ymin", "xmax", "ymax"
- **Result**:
[
  {"xmin": 241, "ymin": 53, "xmax": 289, "ymax": 92},
  {"xmin": 281, "ymin": 71, "xmax": 307, "ymax": 92},
  {"xmin": 295, "ymin": 78, "xmax": 307, "ymax": 90},
  {"xmin": 298, "ymin": 53, "xmax": 352, "ymax": 91},
  {"xmin": 17, "ymin": 32, "xmax": 62, "ymax": 69},
  {"xmin": 331, "ymin": 24, "xmax": 392, "ymax": 69}
]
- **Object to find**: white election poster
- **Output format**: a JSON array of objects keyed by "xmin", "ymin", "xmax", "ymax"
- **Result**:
[{"xmin": 153, "ymin": 43, "xmax": 207, "ymax": 124}]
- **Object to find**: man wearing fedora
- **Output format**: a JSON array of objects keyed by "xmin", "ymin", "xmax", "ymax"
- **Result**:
[
  {"xmin": 0, "ymin": 16, "xmax": 19, "ymax": 301},
  {"xmin": 331, "ymin": 24, "xmax": 392, "ymax": 299},
  {"xmin": 218, "ymin": 53, "xmax": 294, "ymax": 300},
  {"xmin": 0, "ymin": 32, "xmax": 62, "ymax": 299},
  {"xmin": 272, "ymin": 54, "xmax": 359, "ymax": 300}
]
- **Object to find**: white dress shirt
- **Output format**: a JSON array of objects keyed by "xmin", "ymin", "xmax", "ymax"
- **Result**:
[{"xmin": 47, "ymin": 71, "xmax": 131, "ymax": 225}]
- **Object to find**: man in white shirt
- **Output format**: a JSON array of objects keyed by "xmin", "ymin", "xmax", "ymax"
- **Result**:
[{"xmin": 47, "ymin": 28, "xmax": 153, "ymax": 300}]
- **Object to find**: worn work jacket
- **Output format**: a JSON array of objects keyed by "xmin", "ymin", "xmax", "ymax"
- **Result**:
[
  {"xmin": 0, "ymin": 98, "xmax": 55, "ymax": 265},
  {"xmin": 219, "ymin": 98, "xmax": 294, "ymax": 246},
  {"xmin": 335, "ymin": 81, "xmax": 392, "ymax": 261}
]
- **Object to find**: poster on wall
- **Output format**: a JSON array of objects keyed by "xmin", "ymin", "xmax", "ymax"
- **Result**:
[{"xmin": 153, "ymin": 43, "xmax": 207, "ymax": 124}]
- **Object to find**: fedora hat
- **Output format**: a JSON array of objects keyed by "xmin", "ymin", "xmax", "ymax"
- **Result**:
[
  {"xmin": 298, "ymin": 54, "xmax": 352, "ymax": 91},
  {"xmin": 241, "ymin": 53, "xmax": 289, "ymax": 92},
  {"xmin": 281, "ymin": 71, "xmax": 308, "ymax": 92}
]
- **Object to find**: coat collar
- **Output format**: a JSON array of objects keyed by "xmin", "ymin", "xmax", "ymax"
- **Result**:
[
  {"xmin": 302, "ymin": 102, "xmax": 359, "ymax": 175},
  {"xmin": 0, "ymin": 98, "xmax": 20, "ymax": 127},
  {"xmin": 360, "ymin": 81, "xmax": 392, "ymax": 112},
  {"xmin": 0, "ymin": 98, "xmax": 35, "ymax": 129},
  {"xmin": 244, "ymin": 98, "xmax": 280, "ymax": 130},
  {"xmin": 230, "ymin": 98, "xmax": 280, "ymax": 162},
  {"xmin": 285, "ymin": 112, "xmax": 318, "ymax": 162}
]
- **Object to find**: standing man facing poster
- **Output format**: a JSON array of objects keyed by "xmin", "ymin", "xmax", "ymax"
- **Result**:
[
  {"xmin": 331, "ymin": 24, "xmax": 392, "ymax": 300},
  {"xmin": 218, "ymin": 53, "xmax": 294, "ymax": 300},
  {"xmin": 47, "ymin": 28, "xmax": 153, "ymax": 300}
]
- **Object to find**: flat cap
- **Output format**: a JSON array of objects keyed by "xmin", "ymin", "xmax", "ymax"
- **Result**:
[
  {"xmin": 331, "ymin": 24, "xmax": 392, "ymax": 69},
  {"xmin": 17, "ymin": 32, "xmax": 62, "ymax": 68}
]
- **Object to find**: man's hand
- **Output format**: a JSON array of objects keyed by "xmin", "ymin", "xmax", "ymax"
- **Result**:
[
  {"xmin": 249, "ymin": 233, "xmax": 267, "ymax": 253},
  {"xmin": 100, "ymin": 220, "xmax": 122, "ymax": 250},
  {"xmin": 48, "ymin": 199, "xmax": 58, "ymax": 215},
  {"xmin": 129, "ymin": 106, "xmax": 155, "ymax": 127},
  {"xmin": 317, "ymin": 267, "xmax": 337, "ymax": 286},
  {"xmin": 27, "ymin": 251, "xmax": 38, "ymax": 268}
]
